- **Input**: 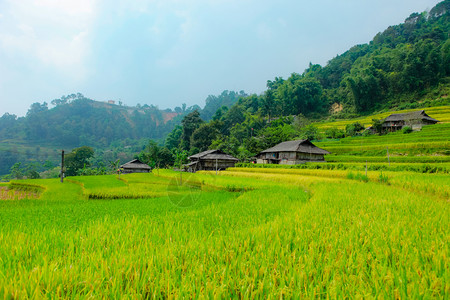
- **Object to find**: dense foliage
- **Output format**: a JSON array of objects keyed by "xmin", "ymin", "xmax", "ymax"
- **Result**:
[
  {"xmin": 0, "ymin": 92, "xmax": 242, "ymax": 176},
  {"xmin": 1, "ymin": 1, "xmax": 449, "ymax": 176},
  {"xmin": 161, "ymin": 1, "xmax": 450, "ymax": 158}
]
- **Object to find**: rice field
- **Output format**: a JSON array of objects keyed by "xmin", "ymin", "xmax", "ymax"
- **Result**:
[
  {"xmin": 312, "ymin": 108, "xmax": 450, "ymax": 165},
  {"xmin": 0, "ymin": 168, "xmax": 448, "ymax": 298},
  {"xmin": 316, "ymin": 105, "xmax": 450, "ymax": 130}
]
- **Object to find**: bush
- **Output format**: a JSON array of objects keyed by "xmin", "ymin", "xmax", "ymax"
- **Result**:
[
  {"xmin": 299, "ymin": 124, "xmax": 322, "ymax": 141},
  {"xmin": 362, "ymin": 130, "xmax": 372, "ymax": 137},
  {"xmin": 402, "ymin": 126, "xmax": 413, "ymax": 134},
  {"xmin": 324, "ymin": 127, "xmax": 345, "ymax": 139},
  {"xmin": 345, "ymin": 122, "xmax": 365, "ymax": 136}
]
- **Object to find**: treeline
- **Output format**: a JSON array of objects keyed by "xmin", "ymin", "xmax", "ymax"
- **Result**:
[
  {"xmin": 0, "ymin": 91, "xmax": 244, "ymax": 176},
  {"xmin": 0, "ymin": 91, "xmax": 245, "ymax": 147},
  {"xmin": 2, "ymin": 1, "xmax": 449, "ymax": 177},
  {"xmin": 0, "ymin": 94, "xmax": 183, "ymax": 147},
  {"xmin": 259, "ymin": 0, "xmax": 450, "ymax": 117},
  {"xmin": 154, "ymin": 1, "xmax": 450, "ymax": 161}
]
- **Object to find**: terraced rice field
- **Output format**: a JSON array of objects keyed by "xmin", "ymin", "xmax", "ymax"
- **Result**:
[
  {"xmin": 316, "ymin": 105, "xmax": 450, "ymax": 130},
  {"xmin": 314, "ymin": 108, "xmax": 450, "ymax": 164},
  {"xmin": 0, "ymin": 168, "xmax": 448, "ymax": 298}
]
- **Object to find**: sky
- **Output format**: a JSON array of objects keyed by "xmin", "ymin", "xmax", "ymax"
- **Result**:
[{"xmin": 0, "ymin": 0, "xmax": 442, "ymax": 117}]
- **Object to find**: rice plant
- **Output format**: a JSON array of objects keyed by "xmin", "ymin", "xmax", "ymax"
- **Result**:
[{"xmin": 0, "ymin": 169, "xmax": 447, "ymax": 298}]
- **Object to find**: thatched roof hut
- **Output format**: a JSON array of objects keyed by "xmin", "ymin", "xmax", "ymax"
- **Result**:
[
  {"xmin": 257, "ymin": 139, "xmax": 330, "ymax": 165},
  {"xmin": 120, "ymin": 159, "xmax": 151, "ymax": 173},
  {"xmin": 186, "ymin": 150, "xmax": 238, "ymax": 172},
  {"xmin": 382, "ymin": 110, "xmax": 439, "ymax": 131}
]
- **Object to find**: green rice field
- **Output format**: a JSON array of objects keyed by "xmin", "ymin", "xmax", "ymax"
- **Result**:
[
  {"xmin": 314, "ymin": 107, "xmax": 450, "ymax": 164},
  {"xmin": 0, "ymin": 168, "xmax": 448, "ymax": 298},
  {"xmin": 316, "ymin": 105, "xmax": 450, "ymax": 130}
]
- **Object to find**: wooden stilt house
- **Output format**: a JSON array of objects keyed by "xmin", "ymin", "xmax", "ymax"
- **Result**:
[
  {"xmin": 120, "ymin": 159, "xmax": 152, "ymax": 173},
  {"xmin": 186, "ymin": 150, "xmax": 238, "ymax": 173},
  {"xmin": 256, "ymin": 140, "xmax": 330, "ymax": 165},
  {"xmin": 382, "ymin": 110, "xmax": 439, "ymax": 132}
]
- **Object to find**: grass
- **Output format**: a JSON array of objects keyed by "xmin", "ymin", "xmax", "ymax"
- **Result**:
[{"xmin": 0, "ymin": 169, "xmax": 448, "ymax": 298}]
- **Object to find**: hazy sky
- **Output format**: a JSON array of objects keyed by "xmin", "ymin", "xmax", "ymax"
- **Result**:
[{"xmin": 0, "ymin": 0, "xmax": 441, "ymax": 116}]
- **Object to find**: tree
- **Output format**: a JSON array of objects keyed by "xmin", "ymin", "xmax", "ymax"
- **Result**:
[
  {"xmin": 299, "ymin": 124, "xmax": 321, "ymax": 141},
  {"xmin": 292, "ymin": 114, "xmax": 310, "ymax": 132},
  {"xmin": 26, "ymin": 102, "xmax": 48, "ymax": 116},
  {"xmin": 212, "ymin": 106, "xmax": 228, "ymax": 121},
  {"xmin": 345, "ymin": 66, "xmax": 383, "ymax": 113},
  {"xmin": 165, "ymin": 125, "xmax": 182, "ymax": 150},
  {"xmin": 267, "ymin": 77, "xmax": 285, "ymax": 90},
  {"xmin": 372, "ymin": 119, "xmax": 383, "ymax": 134},
  {"xmin": 180, "ymin": 110, "xmax": 203, "ymax": 151},
  {"xmin": 65, "ymin": 146, "xmax": 95, "ymax": 176},
  {"xmin": 260, "ymin": 90, "xmax": 275, "ymax": 120},
  {"xmin": 191, "ymin": 123, "xmax": 220, "ymax": 152},
  {"xmin": 138, "ymin": 140, "xmax": 160, "ymax": 168},
  {"xmin": 138, "ymin": 141, "xmax": 175, "ymax": 168},
  {"xmin": 324, "ymin": 127, "xmax": 345, "ymax": 139},
  {"xmin": 174, "ymin": 149, "xmax": 188, "ymax": 183},
  {"xmin": 345, "ymin": 122, "xmax": 365, "ymax": 136},
  {"xmin": 159, "ymin": 147, "xmax": 175, "ymax": 168},
  {"xmin": 201, "ymin": 90, "xmax": 245, "ymax": 120},
  {"xmin": 10, "ymin": 163, "xmax": 23, "ymax": 179},
  {"xmin": 222, "ymin": 105, "xmax": 246, "ymax": 134}
]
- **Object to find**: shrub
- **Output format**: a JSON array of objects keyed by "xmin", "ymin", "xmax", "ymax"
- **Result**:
[
  {"xmin": 345, "ymin": 122, "xmax": 365, "ymax": 136},
  {"xmin": 324, "ymin": 127, "xmax": 345, "ymax": 139},
  {"xmin": 402, "ymin": 126, "xmax": 413, "ymax": 134}
]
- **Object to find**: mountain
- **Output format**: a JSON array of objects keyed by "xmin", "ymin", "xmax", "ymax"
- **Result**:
[
  {"xmin": 1, "ymin": 95, "xmax": 181, "ymax": 147},
  {"xmin": 161, "ymin": 0, "xmax": 450, "ymax": 160},
  {"xmin": 0, "ymin": 92, "xmax": 244, "ymax": 175},
  {"xmin": 1, "ymin": 1, "xmax": 449, "ymax": 177}
]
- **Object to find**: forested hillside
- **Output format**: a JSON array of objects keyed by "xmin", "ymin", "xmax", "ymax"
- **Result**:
[
  {"xmin": 161, "ymin": 0, "xmax": 450, "ymax": 159},
  {"xmin": 256, "ymin": 0, "xmax": 450, "ymax": 118},
  {"xmin": 1, "ymin": 0, "xmax": 449, "ymax": 178},
  {"xmin": 0, "ymin": 92, "xmax": 245, "ymax": 176}
]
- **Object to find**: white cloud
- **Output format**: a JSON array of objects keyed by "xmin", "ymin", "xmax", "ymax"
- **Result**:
[{"xmin": 0, "ymin": 0, "xmax": 97, "ymax": 80}]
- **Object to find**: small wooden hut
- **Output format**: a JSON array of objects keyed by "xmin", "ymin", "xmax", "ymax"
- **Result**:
[
  {"xmin": 186, "ymin": 150, "xmax": 238, "ymax": 172},
  {"xmin": 120, "ymin": 159, "xmax": 151, "ymax": 173},
  {"xmin": 382, "ymin": 110, "xmax": 439, "ymax": 132},
  {"xmin": 257, "ymin": 140, "xmax": 330, "ymax": 165}
]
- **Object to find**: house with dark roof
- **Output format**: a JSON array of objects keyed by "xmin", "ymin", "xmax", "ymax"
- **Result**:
[
  {"xmin": 256, "ymin": 140, "xmax": 330, "ymax": 165},
  {"xmin": 120, "ymin": 159, "xmax": 151, "ymax": 173},
  {"xmin": 382, "ymin": 110, "xmax": 439, "ymax": 132},
  {"xmin": 186, "ymin": 150, "xmax": 238, "ymax": 172}
]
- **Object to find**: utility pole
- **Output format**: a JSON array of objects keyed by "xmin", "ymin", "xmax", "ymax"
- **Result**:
[
  {"xmin": 60, "ymin": 150, "xmax": 65, "ymax": 183},
  {"xmin": 216, "ymin": 158, "xmax": 218, "ymax": 175}
]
